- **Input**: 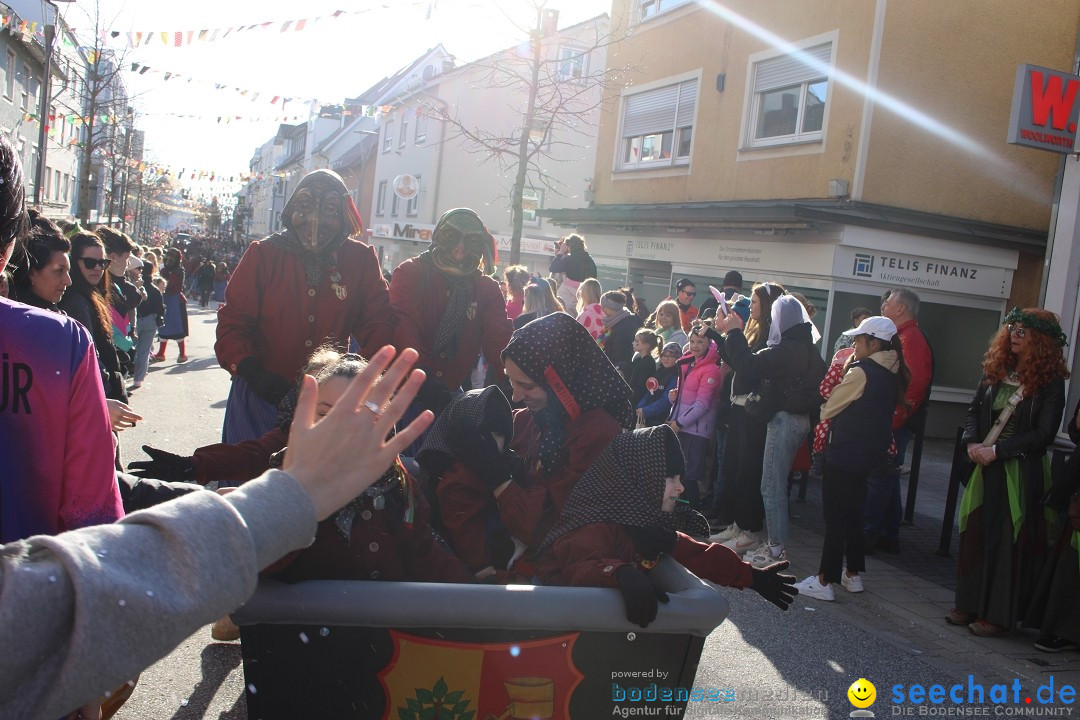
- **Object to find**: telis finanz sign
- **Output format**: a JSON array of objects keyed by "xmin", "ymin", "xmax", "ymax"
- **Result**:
[{"xmin": 1007, "ymin": 63, "xmax": 1080, "ymax": 153}]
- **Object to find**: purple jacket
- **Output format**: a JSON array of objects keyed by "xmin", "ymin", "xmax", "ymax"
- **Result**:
[{"xmin": 670, "ymin": 341, "xmax": 722, "ymax": 438}]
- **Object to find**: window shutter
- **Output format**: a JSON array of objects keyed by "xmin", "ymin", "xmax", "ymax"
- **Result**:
[
  {"xmin": 675, "ymin": 80, "xmax": 697, "ymax": 128},
  {"xmin": 753, "ymin": 43, "xmax": 832, "ymax": 92},
  {"xmin": 622, "ymin": 84, "xmax": 679, "ymax": 137}
]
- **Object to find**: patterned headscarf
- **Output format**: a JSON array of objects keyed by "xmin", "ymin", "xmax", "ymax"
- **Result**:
[
  {"xmin": 537, "ymin": 425, "xmax": 710, "ymax": 555},
  {"xmin": 502, "ymin": 313, "xmax": 634, "ymax": 474},
  {"xmin": 417, "ymin": 386, "xmax": 515, "ymax": 479},
  {"xmin": 0, "ymin": 135, "xmax": 28, "ymax": 258}
]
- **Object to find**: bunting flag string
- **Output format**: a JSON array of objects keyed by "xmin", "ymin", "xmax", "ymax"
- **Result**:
[
  {"xmin": 90, "ymin": 3, "xmax": 433, "ymax": 50},
  {"xmin": 124, "ymin": 62, "xmax": 320, "ymax": 108}
]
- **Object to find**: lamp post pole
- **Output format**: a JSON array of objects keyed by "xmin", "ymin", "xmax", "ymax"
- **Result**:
[{"xmin": 33, "ymin": 0, "xmax": 57, "ymax": 207}]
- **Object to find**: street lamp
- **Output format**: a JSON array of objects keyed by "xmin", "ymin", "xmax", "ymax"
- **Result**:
[{"xmin": 34, "ymin": 0, "xmax": 76, "ymax": 209}]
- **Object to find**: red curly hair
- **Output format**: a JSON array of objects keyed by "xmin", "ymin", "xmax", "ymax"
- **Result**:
[{"xmin": 982, "ymin": 308, "xmax": 1070, "ymax": 391}]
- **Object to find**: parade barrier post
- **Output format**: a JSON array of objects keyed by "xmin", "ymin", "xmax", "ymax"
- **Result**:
[{"xmin": 233, "ymin": 556, "xmax": 729, "ymax": 719}]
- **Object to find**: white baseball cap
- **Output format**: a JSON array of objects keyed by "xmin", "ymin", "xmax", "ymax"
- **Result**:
[{"xmin": 841, "ymin": 315, "xmax": 897, "ymax": 341}]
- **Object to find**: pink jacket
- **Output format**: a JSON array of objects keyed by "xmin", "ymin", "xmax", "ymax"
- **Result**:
[{"xmin": 670, "ymin": 341, "xmax": 722, "ymax": 438}]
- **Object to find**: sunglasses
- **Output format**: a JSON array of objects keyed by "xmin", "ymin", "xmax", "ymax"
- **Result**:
[
  {"xmin": 680, "ymin": 289, "xmax": 696, "ymax": 297},
  {"xmin": 1007, "ymin": 324, "xmax": 1027, "ymax": 338},
  {"xmin": 79, "ymin": 257, "xmax": 111, "ymax": 270}
]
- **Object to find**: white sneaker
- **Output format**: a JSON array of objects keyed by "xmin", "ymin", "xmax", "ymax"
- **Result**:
[
  {"xmin": 708, "ymin": 523, "xmax": 741, "ymax": 544},
  {"xmin": 744, "ymin": 542, "xmax": 786, "ymax": 568},
  {"xmin": 722, "ymin": 530, "xmax": 766, "ymax": 553},
  {"xmin": 841, "ymin": 572, "xmax": 864, "ymax": 593},
  {"xmin": 794, "ymin": 575, "xmax": 835, "ymax": 601}
]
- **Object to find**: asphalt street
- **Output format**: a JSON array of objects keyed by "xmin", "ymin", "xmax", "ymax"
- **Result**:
[{"xmin": 110, "ymin": 305, "xmax": 1079, "ymax": 719}]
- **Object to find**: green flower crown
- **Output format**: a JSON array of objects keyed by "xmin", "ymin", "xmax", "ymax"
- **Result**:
[{"xmin": 1004, "ymin": 307, "xmax": 1069, "ymax": 347}]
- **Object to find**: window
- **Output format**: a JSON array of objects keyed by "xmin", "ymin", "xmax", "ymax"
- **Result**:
[
  {"xmin": 383, "ymin": 120, "xmax": 394, "ymax": 152},
  {"xmin": 618, "ymin": 79, "xmax": 697, "ymax": 170},
  {"xmin": 5, "ymin": 51, "xmax": 14, "ymax": 99},
  {"xmin": 415, "ymin": 112, "xmax": 428, "ymax": 144},
  {"xmin": 53, "ymin": 170, "xmax": 60, "ymax": 201},
  {"xmin": 20, "ymin": 63, "xmax": 30, "ymax": 111},
  {"xmin": 63, "ymin": 173, "xmax": 70, "ymax": 202},
  {"xmin": 406, "ymin": 175, "xmax": 420, "ymax": 216},
  {"xmin": 747, "ymin": 42, "xmax": 831, "ymax": 148},
  {"xmin": 376, "ymin": 180, "xmax": 387, "ymax": 215},
  {"xmin": 391, "ymin": 191, "xmax": 400, "ymax": 216},
  {"xmin": 522, "ymin": 187, "xmax": 543, "ymax": 226},
  {"xmin": 557, "ymin": 47, "xmax": 588, "ymax": 82},
  {"xmin": 44, "ymin": 167, "xmax": 51, "ymax": 198},
  {"xmin": 639, "ymin": 0, "xmax": 692, "ymax": 21},
  {"xmin": 399, "ymin": 116, "xmax": 408, "ymax": 149},
  {"xmin": 529, "ymin": 113, "xmax": 552, "ymax": 149}
]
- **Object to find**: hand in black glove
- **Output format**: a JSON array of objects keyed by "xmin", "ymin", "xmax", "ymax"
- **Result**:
[
  {"xmin": 237, "ymin": 357, "xmax": 292, "ymax": 407},
  {"xmin": 626, "ymin": 525, "xmax": 677, "ymax": 562},
  {"xmin": 750, "ymin": 560, "xmax": 798, "ymax": 611},
  {"xmin": 416, "ymin": 376, "xmax": 455, "ymax": 414},
  {"xmin": 461, "ymin": 432, "xmax": 518, "ymax": 492},
  {"xmin": 615, "ymin": 565, "xmax": 669, "ymax": 628},
  {"xmin": 127, "ymin": 445, "xmax": 196, "ymax": 482}
]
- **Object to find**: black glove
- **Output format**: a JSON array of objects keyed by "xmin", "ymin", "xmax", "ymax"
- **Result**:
[
  {"xmin": 416, "ymin": 376, "xmax": 456, "ymax": 414},
  {"xmin": 237, "ymin": 357, "xmax": 292, "ymax": 407},
  {"xmin": 626, "ymin": 525, "xmax": 677, "ymax": 563},
  {"xmin": 750, "ymin": 560, "xmax": 798, "ymax": 611},
  {"xmin": 615, "ymin": 565, "xmax": 669, "ymax": 628},
  {"xmin": 461, "ymin": 432, "xmax": 518, "ymax": 492},
  {"xmin": 127, "ymin": 445, "xmax": 196, "ymax": 482}
]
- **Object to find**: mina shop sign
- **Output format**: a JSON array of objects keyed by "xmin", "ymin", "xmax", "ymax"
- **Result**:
[{"xmin": 1007, "ymin": 63, "xmax": 1080, "ymax": 153}]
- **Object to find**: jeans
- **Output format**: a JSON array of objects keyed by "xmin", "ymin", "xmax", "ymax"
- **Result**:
[
  {"xmin": 761, "ymin": 410, "xmax": 810, "ymax": 546},
  {"xmin": 709, "ymin": 425, "xmax": 730, "ymax": 520},
  {"xmin": 862, "ymin": 426, "xmax": 912, "ymax": 544},
  {"xmin": 133, "ymin": 314, "xmax": 159, "ymax": 384}
]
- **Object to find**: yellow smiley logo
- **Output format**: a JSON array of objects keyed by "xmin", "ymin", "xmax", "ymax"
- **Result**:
[{"xmin": 848, "ymin": 678, "xmax": 876, "ymax": 709}]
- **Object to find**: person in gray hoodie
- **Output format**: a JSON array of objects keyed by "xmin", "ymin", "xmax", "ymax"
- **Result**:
[{"xmin": 0, "ymin": 345, "xmax": 434, "ymax": 720}]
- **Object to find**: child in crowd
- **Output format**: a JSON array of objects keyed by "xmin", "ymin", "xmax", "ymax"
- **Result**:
[
  {"xmin": 416, "ymin": 386, "xmax": 528, "ymax": 582},
  {"xmin": 636, "ymin": 341, "xmax": 682, "ymax": 427},
  {"xmin": 667, "ymin": 323, "xmax": 722, "ymax": 507},
  {"xmin": 629, "ymin": 328, "xmax": 661, "ymax": 406},
  {"xmin": 534, "ymin": 425, "xmax": 798, "ymax": 627},
  {"xmin": 795, "ymin": 316, "xmax": 908, "ymax": 601},
  {"xmin": 128, "ymin": 347, "xmax": 473, "ymax": 586}
]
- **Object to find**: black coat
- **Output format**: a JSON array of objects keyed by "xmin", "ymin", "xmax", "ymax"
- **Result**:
[
  {"xmin": 717, "ymin": 322, "xmax": 817, "ymax": 397},
  {"xmin": 603, "ymin": 313, "xmax": 639, "ymax": 376},
  {"xmin": 57, "ymin": 291, "xmax": 128, "ymax": 402},
  {"xmin": 962, "ymin": 376, "xmax": 1065, "ymax": 461}
]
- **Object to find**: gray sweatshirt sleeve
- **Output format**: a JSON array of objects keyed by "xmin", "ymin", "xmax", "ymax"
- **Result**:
[{"xmin": 0, "ymin": 469, "xmax": 316, "ymax": 720}]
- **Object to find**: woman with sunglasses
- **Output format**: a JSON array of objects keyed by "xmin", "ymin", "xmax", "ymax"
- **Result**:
[
  {"xmin": 949, "ymin": 308, "xmax": 1068, "ymax": 637},
  {"xmin": 60, "ymin": 231, "xmax": 130, "ymax": 404}
]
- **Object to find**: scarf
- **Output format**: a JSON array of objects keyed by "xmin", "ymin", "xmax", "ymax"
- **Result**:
[
  {"xmin": 503, "ymin": 313, "xmax": 633, "ymax": 474},
  {"xmin": 417, "ymin": 386, "xmax": 514, "ymax": 479},
  {"xmin": 423, "ymin": 250, "xmax": 476, "ymax": 361},
  {"xmin": 601, "ymin": 306, "xmax": 635, "ymax": 330},
  {"xmin": 537, "ymin": 426, "xmax": 710, "ymax": 556}
]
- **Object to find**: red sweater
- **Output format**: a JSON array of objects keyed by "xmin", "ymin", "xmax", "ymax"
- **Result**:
[
  {"xmin": 496, "ymin": 408, "xmax": 622, "ymax": 549},
  {"xmin": 389, "ymin": 256, "xmax": 513, "ymax": 390},
  {"xmin": 534, "ymin": 524, "xmax": 754, "ymax": 590},
  {"xmin": 215, "ymin": 238, "xmax": 393, "ymax": 381},
  {"xmin": 894, "ymin": 318, "xmax": 933, "ymax": 429}
]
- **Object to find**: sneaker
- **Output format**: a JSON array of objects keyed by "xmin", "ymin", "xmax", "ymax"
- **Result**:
[
  {"xmin": 794, "ymin": 575, "xmax": 835, "ymax": 602},
  {"xmin": 840, "ymin": 572, "xmax": 864, "ymax": 593},
  {"xmin": 150, "ymin": 355, "xmax": 164, "ymax": 363},
  {"xmin": 129, "ymin": 381, "xmax": 142, "ymax": 391},
  {"xmin": 722, "ymin": 530, "xmax": 765, "ymax": 553},
  {"xmin": 177, "ymin": 355, "xmax": 189, "ymax": 363},
  {"xmin": 211, "ymin": 615, "xmax": 240, "ymax": 641},
  {"xmin": 968, "ymin": 619, "xmax": 1007, "ymax": 637},
  {"xmin": 708, "ymin": 523, "xmax": 741, "ymax": 544},
  {"xmin": 744, "ymin": 542, "xmax": 786, "ymax": 568},
  {"xmin": 1034, "ymin": 636, "xmax": 1079, "ymax": 653}
]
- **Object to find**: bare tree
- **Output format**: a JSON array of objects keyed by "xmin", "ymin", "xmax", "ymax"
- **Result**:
[
  {"xmin": 422, "ymin": 3, "xmax": 632, "ymax": 263},
  {"xmin": 71, "ymin": 2, "xmax": 139, "ymax": 226}
]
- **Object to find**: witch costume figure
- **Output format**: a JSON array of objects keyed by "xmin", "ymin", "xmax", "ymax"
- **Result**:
[
  {"xmin": 416, "ymin": 386, "xmax": 525, "ymax": 581},
  {"xmin": 216, "ymin": 169, "xmax": 393, "ymax": 443},
  {"xmin": 534, "ymin": 425, "xmax": 798, "ymax": 627},
  {"xmin": 950, "ymin": 308, "xmax": 1069, "ymax": 637},
  {"xmin": 389, "ymin": 208, "xmax": 513, "ymax": 415}
]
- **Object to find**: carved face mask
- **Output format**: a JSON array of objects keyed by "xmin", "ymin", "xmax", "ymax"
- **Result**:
[
  {"xmin": 283, "ymin": 171, "xmax": 348, "ymax": 252},
  {"xmin": 430, "ymin": 208, "xmax": 493, "ymax": 273}
]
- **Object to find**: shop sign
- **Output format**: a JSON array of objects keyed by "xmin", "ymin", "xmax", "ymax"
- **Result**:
[
  {"xmin": 494, "ymin": 234, "xmax": 559, "ymax": 255},
  {"xmin": 1007, "ymin": 63, "xmax": 1080, "ymax": 153},
  {"xmin": 371, "ymin": 222, "xmax": 435, "ymax": 242},
  {"xmin": 834, "ymin": 246, "xmax": 1011, "ymax": 298}
]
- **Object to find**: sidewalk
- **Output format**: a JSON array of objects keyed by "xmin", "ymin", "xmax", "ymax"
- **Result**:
[{"xmin": 781, "ymin": 438, "xmax": 1080, "ymax": 691}]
